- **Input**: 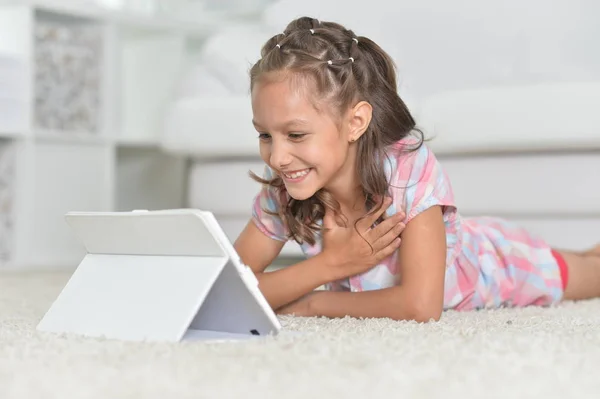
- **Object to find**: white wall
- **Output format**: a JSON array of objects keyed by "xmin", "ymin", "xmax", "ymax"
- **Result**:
[{"xmin": 261, "ymin": 0, "xmax": 600, "ymax": 107}]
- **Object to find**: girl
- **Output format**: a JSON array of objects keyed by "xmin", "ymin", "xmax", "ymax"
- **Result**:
[{"xmin": 233, "ymin": 16, "xmax": 600, "ymax": 322}]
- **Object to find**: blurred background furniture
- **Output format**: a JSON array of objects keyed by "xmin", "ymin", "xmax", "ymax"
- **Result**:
[
  {"xmin": 164, "ymin": 0, "xmax": 600, "ymax": 259},
  {"xmin": 1, "ymin": 0, "xmax": 599, "ymax": 270},
  {"xmin": 0, "ymin": 0, "xmax": 254, "ymax": 269}
]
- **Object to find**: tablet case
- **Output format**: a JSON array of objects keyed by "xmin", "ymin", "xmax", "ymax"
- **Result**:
[{"xmin": 36, "ymin": 209, "xmax": 282, "ymax": 342}]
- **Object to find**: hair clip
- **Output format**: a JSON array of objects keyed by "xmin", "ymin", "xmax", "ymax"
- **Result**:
[
  {"xmin": 276, "ymin": 44, "xmax": 281, "ymax": 48},
  {"xmin": 352, "ymin": 38, "xmax": 359, "ymax": 44},
  {"xmin": 349, "ymin": 57, "xmax": 354, "ymax": 63}
]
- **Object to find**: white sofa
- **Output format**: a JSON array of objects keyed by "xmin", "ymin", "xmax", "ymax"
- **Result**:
[{"xmin": 162, "ymin": 0, "xmax": 600, "ymax": 259}]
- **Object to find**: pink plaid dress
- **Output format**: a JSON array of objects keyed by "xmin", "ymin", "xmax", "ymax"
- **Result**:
[{"xmin": 251, "ymin": 139, "xmax": 564, "ymax": 310}]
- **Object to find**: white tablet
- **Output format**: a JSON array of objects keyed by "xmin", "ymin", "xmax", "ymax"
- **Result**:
[{"xmin": 36, "ymin": 209, "xmax": 282, "ymax": 342}]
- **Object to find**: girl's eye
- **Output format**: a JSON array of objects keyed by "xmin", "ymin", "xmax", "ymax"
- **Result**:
[
  {"xmin": 288, "ymin": 133, "xmax": 306, "ymax": 140},
  {"xmin": 258, "ymin": 133, "xmax": 271, "ymax": 141}
]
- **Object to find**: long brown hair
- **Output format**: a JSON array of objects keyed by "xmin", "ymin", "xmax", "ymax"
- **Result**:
[{"xmin": 249, "ymin": 17, "xmax": 424, "ymax": 246}]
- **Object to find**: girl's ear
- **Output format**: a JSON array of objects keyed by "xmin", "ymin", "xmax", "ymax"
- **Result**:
[{"xmin": 347, "ymin": 101, "xmax": 373, "ymax": 142}]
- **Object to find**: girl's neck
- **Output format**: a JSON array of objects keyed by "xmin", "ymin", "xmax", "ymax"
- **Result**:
[
  {"xmin": 336, "ymin": 188, "xmax": 366, "ymax": 214},
  {"xmin": 325, "ymin": 164, "xmax": 365, "ymax": 214}
]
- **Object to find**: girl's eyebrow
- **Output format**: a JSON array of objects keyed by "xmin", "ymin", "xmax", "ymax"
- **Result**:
[{"xmin": 252, "ymin": 118, "xmax": 311, "ymax": 130}]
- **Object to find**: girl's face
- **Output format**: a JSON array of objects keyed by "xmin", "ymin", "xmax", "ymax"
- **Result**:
[{"xmin": 251, "ymin": 76, "xmax": 356, "ymax": 201}]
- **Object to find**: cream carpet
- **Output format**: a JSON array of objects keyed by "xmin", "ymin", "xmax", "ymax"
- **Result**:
[{"xmin": 1, "ymin": 271, "xmax": 599, "ymax": 399}]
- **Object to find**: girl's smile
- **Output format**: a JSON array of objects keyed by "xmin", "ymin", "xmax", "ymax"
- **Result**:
[{"xmin": 281, "ymin": 168, "xmax": 312, "ymax": 183}]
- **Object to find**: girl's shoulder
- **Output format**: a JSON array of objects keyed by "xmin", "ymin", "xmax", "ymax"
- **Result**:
[
  {"xmin": 384, "ymin": 135, "xmax": 456, "ymax": 222},
  {"xmin": 385, "ymin": 136, "xmax": 440, "ymax": 183}
]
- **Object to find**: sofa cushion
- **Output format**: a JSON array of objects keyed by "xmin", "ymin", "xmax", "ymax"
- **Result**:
[
  {"xmin": 163, "ymin": 82, "xmax": 600, "ymax": 158},
  {"xmin": 162, "ymin": 96, "xmax": 257, "ymax": 157},
  {"xmin": 417, "ymin": 82, "xmax": 600, "ymax": 154}
]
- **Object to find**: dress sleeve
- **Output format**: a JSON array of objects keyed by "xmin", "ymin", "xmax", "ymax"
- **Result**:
[
  {"xmin": 251, "ymin": 166, "xmax": 290, "ymax": 242},
  {"xmin": 393, "ymin": 143, "xmax": 457, "ymax": 222}
]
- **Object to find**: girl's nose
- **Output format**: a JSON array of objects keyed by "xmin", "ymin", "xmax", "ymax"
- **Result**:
[{"xmin": 270, "ymin": 141, "xmax": 292, "ymax": 169}]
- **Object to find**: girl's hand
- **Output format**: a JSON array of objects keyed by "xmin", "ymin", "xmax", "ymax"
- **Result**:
[{"xmin": 322, "ymin": 197, "xmax": 405, "ymax": 279}]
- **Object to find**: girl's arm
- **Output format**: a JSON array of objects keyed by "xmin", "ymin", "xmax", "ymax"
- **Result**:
[
  {"xmin": 234, "ymin": 220, "xmax": 339, "ymax": 311},
  {"xmin": 294, "ymin": 206, "xmax": 447, "ymax": 322}
]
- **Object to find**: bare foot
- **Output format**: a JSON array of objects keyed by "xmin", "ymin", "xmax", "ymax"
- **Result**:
[
  {"xmin": 558, "ymin": 250, "xmax": 600, "ymax": 301},
  {"xmin": 583, "ymin": 244, "xmax": 600, "ymax": 257}
]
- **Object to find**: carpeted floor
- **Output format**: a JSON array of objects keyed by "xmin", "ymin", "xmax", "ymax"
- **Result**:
[{"xmin": 1, "ymin": 271, "xmax": 599, "ymax": 399}]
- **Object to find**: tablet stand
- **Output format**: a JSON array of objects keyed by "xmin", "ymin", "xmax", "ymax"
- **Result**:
[{"xmin": 36, "ymin": 210, "xmax": 281, "ymax": 342}]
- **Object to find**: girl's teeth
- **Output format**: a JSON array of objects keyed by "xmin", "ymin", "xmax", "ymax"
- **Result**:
[{"xmin": 286, "ymin": 169, "xmax": 309, "ymax": 179}]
